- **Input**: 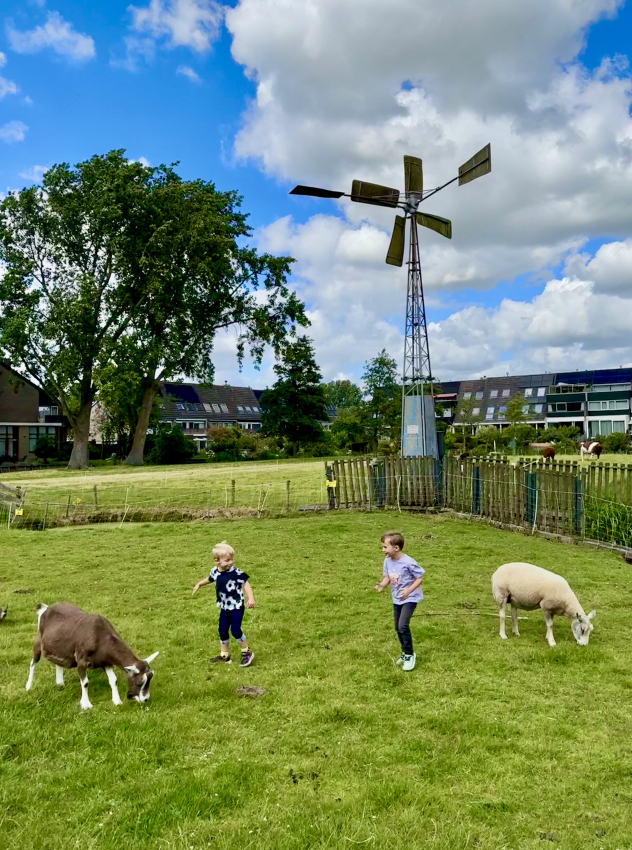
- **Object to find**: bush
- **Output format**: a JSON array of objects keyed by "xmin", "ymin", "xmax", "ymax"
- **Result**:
[
  {"xmin": 33, "ymin": 435, "xmax": 56, "ymax": 464},
  {"xmin": 602, "ymin": 432, "xmax": 630, "ymax": 453},
  {"xmin": 146, "ymin": 425, "xmax": 197, "ymax": 465}
]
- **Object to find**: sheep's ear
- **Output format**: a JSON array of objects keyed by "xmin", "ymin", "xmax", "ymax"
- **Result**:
[
  {"xmin": 587, "ymin": 610, "xmax": 596, "ymax": 620},
  {"xmin": 124, "ymin": 665, "xmax": 140, "ymax": 675},
  {"xmin": 144, "ymin": 651, "xmax": 159, "ymax": 664}
]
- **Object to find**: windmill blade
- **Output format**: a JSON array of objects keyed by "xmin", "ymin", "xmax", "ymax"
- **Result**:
[
  {"xmin": 351, "ymin": 180, "xmax": 400, "ymax": 208},
  {"xmin": 386, "ymin": 215, "xmax": 406, "ymax": 266},
  {"xmin": 458, "ymin": 143, "xmax": 491, "ymax": 186},
  {"xmin": 404, "ymin": 156, "xmax": 423, "ymax": 197},
  {"xmin": 289, "ymin": 185, "xmax": 345, "ymax": 198},
  {"xmin": 417, "ymin": 212, "xmax": 452, "ymax": 239}
]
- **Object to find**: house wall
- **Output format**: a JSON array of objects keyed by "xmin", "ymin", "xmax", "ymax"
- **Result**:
[{"xmin": 0, "ymin": 367, "xmax": 39, "ymax": 423}]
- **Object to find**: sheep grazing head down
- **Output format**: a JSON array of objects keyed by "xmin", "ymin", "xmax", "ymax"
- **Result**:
[{"xmin": 571, "ymin": 611, "xmax": 596, "ymax": 645}]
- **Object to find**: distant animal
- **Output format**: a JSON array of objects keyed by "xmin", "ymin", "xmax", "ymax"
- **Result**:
[
  {"xmin": 0, "ymin": 606, "xmax": 7, "ymax": 621},
  {"xmin": 491, "ymin": 562, "xmax": 595, "ymax": 647},
  {"xmin": 580, "ymin": 440, "xmax": 603, "ymax": 459},
  {"xmin": 25, "ymin": 602, "xmax": 159, "ymax": 710},
  {"xmin": 542, "ymin": 447, "xmax": 555, "ymax": 461}
]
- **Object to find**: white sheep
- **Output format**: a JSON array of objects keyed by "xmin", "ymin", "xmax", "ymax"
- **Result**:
[{"xmin": 491, "ymin": 562, "xmax": 595, "ymax": 646}]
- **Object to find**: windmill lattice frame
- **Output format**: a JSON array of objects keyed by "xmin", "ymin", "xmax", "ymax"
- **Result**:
[{"xmin": 290, "ymin": 143, "xmax": 491, "ymax": 458}]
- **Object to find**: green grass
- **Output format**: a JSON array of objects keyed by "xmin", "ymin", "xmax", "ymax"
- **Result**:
[
  {"xmin": 0, "ymin": 458, "xmax": 330, "ymax": 513},
  {"xmin": 1, "ymin": 512, "xmax": 632, "ymax": 849}
]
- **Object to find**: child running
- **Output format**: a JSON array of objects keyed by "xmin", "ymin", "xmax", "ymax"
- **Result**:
[
  {"xmin": 374, "ymin": 531, "xmax": 424, "ymax": 671},
  {"xmin": 192, "ymin": 540, "xmax": 255, "ymax": 667}
]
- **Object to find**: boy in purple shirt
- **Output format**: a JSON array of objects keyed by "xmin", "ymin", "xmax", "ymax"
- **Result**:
[{"xmin": 374, "ymin": 531, "xmax": 424, "ymax": 671}]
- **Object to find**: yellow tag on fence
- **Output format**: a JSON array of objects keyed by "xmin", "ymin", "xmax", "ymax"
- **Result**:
[
  {"xmin": 15, "ymin": 508, "xmax": 23, "ymax": 516},
  {"xmin": 326, "ymin": 480, "xmax": 337, "ymax": 489}
]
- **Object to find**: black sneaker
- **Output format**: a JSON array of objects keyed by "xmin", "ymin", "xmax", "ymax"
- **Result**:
[
  {"xmin": 209, "ymin": 654, "xmax": 231, "ymax": 663},
  {"xmin": 240, "ymin": 650, "xmax": 254, "ymax": 667}
]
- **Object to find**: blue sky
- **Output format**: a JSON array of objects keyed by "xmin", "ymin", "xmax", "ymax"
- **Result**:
[{"xmin": 1, "ymin": 0, "xmax": 632, "ymax": 386}]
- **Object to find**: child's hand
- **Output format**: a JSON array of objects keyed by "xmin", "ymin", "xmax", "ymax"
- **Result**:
[
  {"xmin": 374, "ymin": 584, "xmax": 384, "ymax": 593},
  {"xmin": 246, "ymin": 598, "xmax": 255, "ymax": 609},
  {"xmin": 399, "ymin": 587, "xmax": 410, "ymax": 600},
  {"xmin": 192, "ymin": 583, "xmax": 201, "ymax": 596}
]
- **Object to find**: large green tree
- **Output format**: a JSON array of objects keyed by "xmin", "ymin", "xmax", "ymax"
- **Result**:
[
  {"xmin": 260, "ymin": 336, "xmax": 328, "ymax": 453},
  {"xmin": 322, "ymin": 379, "xmax": 362, "ymax": 410},
  {"xmin": 362, "ymin": 349, "xmax": 401, "ymax": 451},
  {"xmin": 0, "ymin": 151, "xmax": 152, "ymax": 468},
  {"xmin": 116, "ymin": 168, "xmax": 304, "ymax": 465}
]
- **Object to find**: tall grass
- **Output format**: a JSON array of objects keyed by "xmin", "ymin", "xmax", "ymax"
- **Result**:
[{"xmin": 584, "ymin": 496, "xmax": 632, "ymax": 547}]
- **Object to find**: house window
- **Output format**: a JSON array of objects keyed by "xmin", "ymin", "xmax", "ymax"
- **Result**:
[
  {"xmin": 486, "ymin": 406, "xmax": 494, "ymax": 420},
  {"xmin": 472, "ymin": 407, "xmax": 480, "ymax": 415},
  {"xmin": 522, "ymin": 405, "xmax": 530, "ymax": 415},
  {"xmin": 524, "ymin": 388, "xmax": 533, "ymax": 397},
  {"xmin": 176, "ymin": 403, "xmax": 185, "ymax": 410},
  {"xmin": 502, "ymin": 389, "xmax": 510, "ymax": 397},
  {"xmin": 29, "ymin": 426, "xmax": 56, "ymax": 452},
  {"xmin": 220, "ymin": 404, "xmax": 229, "ymax": 413},
  {"xmin": 616, "ymin": 399, "xmax": 629, "ymax": 409},
  {"xmin": 556, "ymin": 403, "xmax": 567, "ymax": 412},
  {"xmin": 212, "ymin": 404, "xmax": 222, "ymax": 413},
  {"xmin": 463, "ymin": 392, "xmax": 471, "ymax": 400},
  {"xmin": 588, "ymin": 401, "xmax": 601, "ymax": 411},
  {"xmin": 490, "ymin": 390, "xmax": 498, "ymax": 398},
  {"xmin": 534, "ymin": 404, "xmax": 543, "ymax": 414},
  {"xmin": 567, "ymin": 402, "xmax": 582, "ymax": 412},
  {"xmin": 498, "ymin": 406, "xmax": 507, "ymax": 419},
  {"xmin": 237, "ymin": 405, "xmax": 244, "ymax": 411},
  {"xmin": 475, "ymin": 391, "xmax": 483, "ymax": 400},
  {"xmin": 537, "ymin": 387, "xmax": 546, "ymax": 397},
  {"xmin": 613, "ymin": 421, "xmax": 625, "ymax": 433},
  {"xmin": 0, "ymin": 425, "xmax": 18, "ymax": 458}
]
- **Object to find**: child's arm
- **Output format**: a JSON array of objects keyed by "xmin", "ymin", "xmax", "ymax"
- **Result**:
[
  {"xmin": 244, "ymin": 581, "xmax": 255, "ymax": 608},
  {"xmin": 192, "ymin": 577, "xmax": 211, "ymax": 595},
  {"xmin": 374, "ymin": 575, "xmax": 391, "ymax": 593},
  {"xmin": 400, "ymin": 575, "xmax": 423, "ymax": 600}
]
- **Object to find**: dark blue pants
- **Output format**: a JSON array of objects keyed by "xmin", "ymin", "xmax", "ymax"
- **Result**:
[
  {"xmin": 218, "ymin": 607, "xmax": 245, "ymax": 643},
  {"xmin": 393, "ymin": 602, "xmax": 417, "ymax": 655}
]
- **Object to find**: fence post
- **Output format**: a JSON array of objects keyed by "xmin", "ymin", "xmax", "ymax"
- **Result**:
[
  {"xmin": 286, "ymin": 479, "xmax": 291, "ymax": 513},
  {"xmin": 7, "ymin": 502, "xmax": 12, "ymax": 530},
  {"xmin": 42, "ymin": 501, "xmax": 49, "ymax": 532},
  {"xmin": 472, "ymin": 465, "xmax": 481, "ymax": 515},
  {"xmin": 231, "ymin": 479, "xmax": 236, "ymax": 507},
  {"xmin": 207, "ymin": 490, "xmax": 211, "ymax": 518},
  {"xmin": 574, "ymin": 474, "xmax": 583, "ymax": 536},
  {"xmin": 93, "ymin": 485, "xmax": 98, "ymax": 509},
  {"xmin": 65, "ymin": 494, "xmax": 71, "ymax": 518}
]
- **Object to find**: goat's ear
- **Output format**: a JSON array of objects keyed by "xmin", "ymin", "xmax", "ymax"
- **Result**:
[
  {"xmin": 144, "ymin": 651, "xmax": 159, "ymax": 664},
  {"xmin": 124, "ymin": 665, "xmax": 140, "ymax": 675},
  {"xmin": 587, "ymin": 610, "xmax": 596, "ymax": 620}
]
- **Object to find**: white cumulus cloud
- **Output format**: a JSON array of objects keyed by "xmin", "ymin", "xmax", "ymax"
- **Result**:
[
  {"xmin": 7, "ymin": 11, "xmax": 96, "ymax": 61},
  {"xmin": 18, "ymin": 165, "xmax": 48, "ymax": 182},
  {"xmin": 0, "ymin": 121, "xmax": 28, "ymax": 143},
  {"xmin": 177, "ymin": 64, "xmax": 201, "ymax": 82},
  {"xmin": 128, "ymin": 0, "xmax": 223, "ymax": 52}
]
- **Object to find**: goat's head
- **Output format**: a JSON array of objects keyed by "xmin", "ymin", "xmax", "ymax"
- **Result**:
[
  {"xmin": 124, "ymin": 652, "xmax": 159, "ymax": 703},
  {"xmin": 571, "ymin": 611, "xmax": 595, "ymax": 645}
]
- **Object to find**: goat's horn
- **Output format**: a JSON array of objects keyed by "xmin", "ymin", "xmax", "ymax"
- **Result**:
[{"xmin": 144, "ymin": 651, "xmax": 159, "ymax": 664}]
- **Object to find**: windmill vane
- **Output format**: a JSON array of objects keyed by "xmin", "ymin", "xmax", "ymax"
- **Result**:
[{"xmin": 289, "ymin": 143, "xmax": 491, "ymax": 459}]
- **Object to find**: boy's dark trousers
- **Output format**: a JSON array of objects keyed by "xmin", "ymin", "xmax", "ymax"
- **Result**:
[
  {"xmin": 218, "ymin": 607, "xmax": 245, "ymax": 643},
  {"xmin": 393, "ymin": 602, "xmax": 417, "ymax": 655}
]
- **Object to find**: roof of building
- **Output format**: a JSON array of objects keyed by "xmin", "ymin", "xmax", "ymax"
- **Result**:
[{"xmin": 160, "ymin": 382, "xmax": 263, "ymax": 421}]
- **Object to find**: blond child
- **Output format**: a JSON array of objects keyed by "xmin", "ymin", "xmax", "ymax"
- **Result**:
[
  {"xmin": 374, "ymin": 531, "xmax": 424, "ymax": 671},
  {"xmin": 192, "ymin": 541, "xmax": 255, "ymax": 666}
]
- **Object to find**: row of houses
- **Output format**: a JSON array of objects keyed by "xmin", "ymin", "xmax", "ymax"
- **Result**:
[{"xmin": 437, "ymin": 367, "xmax": 632, "ymax": 438}]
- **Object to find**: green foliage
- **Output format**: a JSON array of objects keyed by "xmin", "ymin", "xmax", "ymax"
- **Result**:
[
  {"xmin": 362, "ymin": 350, "xmax": 401, "ymax": 451},
  {"xmin": 203, "ymin": 427, "xmax": 281, "ymax": 463},
  {"xmin": 584, "ymin": 497, "xmax": 632, "ymax": 546},
  {"xmin": 505, "ymin": 392, "xmax": 526, "ymax": 427},
  {"xmin": 541, "ymin": 425, "xmax": 581, "ymax": 443},
  {"xmin": 602, "ymin": 432, "xmax": 630, "ymax": 453},
  {"xmin": 146, "ymin": 424, "xmax": 197, "ymax": 465},
  {"xmin": 32, "ymin": 435, "xmax": 56, "ymax": 463},
  {"xmin": 476, "ymin": 426, "xmax": 509, "ymax": 451},
  {"xmin": 331, "ymin": 406, "xmax": 371, "ymax": 453},
  {"xmin": 454, "ymin": 397, "xmax": 482, "ymax": 452},
  {"xmin": 322, "ymin": 379, "xmax": 362, "ymax": 409},
  {"xmin": 260, "ymin": 336, "xmax": 328, "ymax": 452},
  {"xmin": 504, "ymin": 423, "xmax": 537, "ymax": 451}
]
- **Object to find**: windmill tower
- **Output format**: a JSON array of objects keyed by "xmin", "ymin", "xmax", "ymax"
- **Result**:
[{"xmin": 290, "ymin": 143, "xmax": 491, "ymax": 458}]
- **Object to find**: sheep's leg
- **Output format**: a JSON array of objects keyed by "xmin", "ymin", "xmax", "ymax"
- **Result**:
[
  {"xmin": 543, "ymin": 610, "xmax": 556, "ymax": 646},
  {"xmin": 511, "ymin": 603, "xmax": 520, "ymax": 636},
  {"xmin": 77, "ymin": 666, "xmax": 93, "ymax": 710},
  {"xmin": 105, "ymin": 666, "xmax": 122, "ymax": 706},
  {"xmin": 55, "ymin": 665, "xmax": 64, "ymax": 687},
  {"xmin": 498, "ymin": 599, "xmax": 508, "ymax": 639},
  {"xmin": 25, "ymin": 636, "xmax": 42, "ymax": 691}
]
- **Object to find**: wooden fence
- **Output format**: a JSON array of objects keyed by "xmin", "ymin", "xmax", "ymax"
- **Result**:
[{"xmin": 325, "ymin": 455, "xmax": 632, "ymax": 544}]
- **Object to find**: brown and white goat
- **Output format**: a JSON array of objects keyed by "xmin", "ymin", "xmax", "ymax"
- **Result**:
[
  {"xmin": 580, "ymin": 440, "xmax": 603, "ymax": 459},
  {"xmin": 25, "ymin": 603, "xmax": 158, "ymax": 710}
]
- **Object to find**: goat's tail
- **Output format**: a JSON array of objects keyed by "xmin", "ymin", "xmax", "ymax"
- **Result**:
[{"xmin": 35, "ymin": 603, "xmax": 48, "ymax": 625}]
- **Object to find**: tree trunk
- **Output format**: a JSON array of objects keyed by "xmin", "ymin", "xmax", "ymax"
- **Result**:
[
  {"xmin": 67, "ymin": 401, "xmax": 93, "ymax": 469},
  {"xmin": 125, "ymin": 379, "xmax": 160, "ymax": 465}
]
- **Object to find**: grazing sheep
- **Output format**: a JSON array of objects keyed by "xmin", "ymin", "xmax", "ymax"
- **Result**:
[{"xmin": 491, "ymin": 562, "xmax": 595, "ymax": 646}]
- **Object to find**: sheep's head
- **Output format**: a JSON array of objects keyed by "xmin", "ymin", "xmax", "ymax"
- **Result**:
[{"xmin": 571, "ymin": 611, "xmax": 595, "ymax": 645}]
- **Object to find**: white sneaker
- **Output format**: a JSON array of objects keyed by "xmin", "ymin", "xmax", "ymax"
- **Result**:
[
  {"xmin": 402, "ymin": 653, "xmax": 416, "ymax": 672},
  {"xmin": 396, "ymin": 653, "xmax": 405, "ymax": 666}
]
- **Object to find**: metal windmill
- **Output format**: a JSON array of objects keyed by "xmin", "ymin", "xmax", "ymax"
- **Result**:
[{"xmin": 290, "ymin": 143, "xmax": 491, "ymax": 458}]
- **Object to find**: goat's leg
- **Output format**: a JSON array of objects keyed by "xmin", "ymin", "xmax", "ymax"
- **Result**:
[
  {"xmin": 498, "ymin": 599, "xmax": 507, "ymax": 639},
  {"xmin": 105, "ymin": 666, "xmax": 122, "ymax": 706},
  {"xmin": 543, "ymin": 610, "xmax": 556, "ymax": 646},
  {"xmin": 55, "ymin": 665, "xmax": 64, "ymax": 687},
  {"xmin": 511, "ymin": 603, "xmax": 520, "ymax": 636},
  {"xmin": 25, "ymin": 636, "xmax": 42, "ymax": 691},
  {"xmin": 77, "ymin": 666, "xmax": 93, "ymax": 710}
]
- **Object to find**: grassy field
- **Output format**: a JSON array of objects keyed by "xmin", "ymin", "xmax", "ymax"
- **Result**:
[
  {"xmin": 1, "ymin": 512, "xmax": 632, "ymax": 849},
  {"xmin": 0, "ymin": 458, "xmax": 329, "ymax": 512}
]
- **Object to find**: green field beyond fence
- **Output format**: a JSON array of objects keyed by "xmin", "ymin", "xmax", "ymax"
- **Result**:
[{"xmin": 2, "ymin": 455, "xmax": 632, "ymax": 550}]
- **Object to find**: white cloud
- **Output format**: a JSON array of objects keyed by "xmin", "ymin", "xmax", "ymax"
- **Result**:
[
  {"xmin": 7, "ymin": 11, "xmax": 96, "ymax": 61},
  {"xmin": 128, "ymin": 0, "xmax": 223, "ymax": 52},
  {"xmin": 0, "ymin": 52, "xmax": 6, "ymax": 68},
  {"xmin": 0, "ymin": 121, "xmax": 28, "ymax": 143},
  {"xmin": 214, "ymin": 0, "xmax": 632, "ymax": 382},
  {"xmin": 0, "ymin": 76, "xmax": 18, "ymax": 98},
  {"xmin": 130, "ymin": 156, "xmax": 151, "ymax": 167},
  {"xmin": 177, "ymin": 64, "xmax": 201, "ymax": 82},
  {"xmin": 18, "ymin": 165, "xmax": 48, "ymax": 182}
]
